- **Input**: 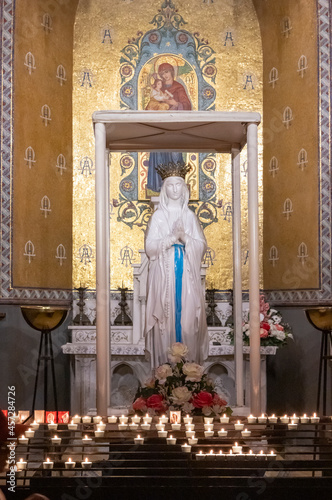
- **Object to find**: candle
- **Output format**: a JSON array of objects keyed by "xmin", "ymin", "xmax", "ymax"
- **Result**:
[
  {"xmin": 48, "ymin": 422, "xmax": 58, "ymax": 431},
  {"xmin": 143, "ymin": 414, "xmax": 152, "ymax": 424},
  {"xmin": 183, "ymin": 415, "xmax": 193, "ymax": 424},
  {"xmin": 18, "ymin": 436, "xmax": 28, "ymax": 445},
  {"xmin": 220, "ymin": 414, "xmax": 229, "ymax": 424},
  {"xmin": 204, "ymin": 423, "xmax": 214, "ymax": 430},
  {"xmin": 300, "ymin": 414, "xmax": 309, "ymax": 424},
  {"xmin": 207, "ymin": 449, "xmax": 215, "ymax": 458},
  {"xmin": 204, "ymin": 427, "xmax": 214, "ymax": 438},
  {"xmin": 94, "ymin": 429, "xmax": 105, "ymax": 437},
  {"xmin": 247, "ymin": 414, "xmax": 256, "ymax": 424},
  {"xmin": 288, "ymin": 420, "xmax": 297, "ymax": 430},
  {"xmin": 82, "ymin": 458, "xmax": 92, "ymax": 469},
  {"xmin": 241, "ymin": 428, "xmax": 251, "ymax": 437},
  {"xmin": 188, "ymin": 437, "xmax": 198, "ymax": 445},
  {"xmin": 134, "ymin": 434, "xmax": 144, "ymax": 444},
  {"xmin": 291, "ymin": 413, "xmax": 299, "ymax": 424},
  {"xmin": 155, "ymin": 423, "xmax": 165, "ymax": 431},
  {"xmin": 30, "ymin": 421, "xmax": 39, "ymax": 430},
  {"xmin": 181, "ymin": 443, "xmax": 191, "ymax": 453},
  {"xmin": 97, "ymin": 423, "xmax": 106, "ymax": 431},
  {"xmin": 43, "ymin": 458, "xmax": 53, "ymax": 469},
  {"xmin": 196, "ymin": 450, "xmax": 205, "ymax": 460},
  {"xmin": 25, "ymin": 428, "xmax": 35, "ymax": 438},
  {"xmin": 258, "ymin": 414, "xmax": 267, "ymax": 424},
  {"xmin": 268, "ymin": 450, "xmax": 276, "ymax": 460},
  {"xmin": 247, "ymin": 449, "xmax": 254, "ymax": 458},
  {"xmin": 310, "ymin": 413, "xmax": 320, "ymax": 424},
  {"xmin": 119, "ymin": 415, "xmax": 128, "ymax": 424},
  {"xmin": 159, "ymin": 415, "xmax": 168, "ymax": 424},
  {"xmin": 234, "ymin": 421, "xmax": 244, "ymax": 431},
  {"xmin": 232, "ymin": 442, "xmax": 242, "ymax": 454},
  {"xmin": 204, "ymin": 417, "xmax": 214, "ymax": 424},
  {"xmin": 93, "ymin": 416, "xmax": 102, "ymax": 424},
  {"xmin": 108, "ymin": 415, "xmax": 117, "ymax": 424},
  {"xmin": 65, "ymin": 458, "xmax": 76, "ymax": 469},
  {"xmin": 218, "ymin": 428, "xmax": 228, "ymax": 437},
  {"xmin": 217, "ymin": 450, "xmax": 224, "ymax": 459},
  {"xmin": 68, "ymin": 420, "xmax": 78, "ymax": 431},
  {"xmin": 257, "ymin": 450, "xmax": 266, "ymax": 460},
  {"xmin": 72, "ymin": 415, "xmax": 81, "ymax": 424},
  {"xmin": 16, "ymin": 458, "xmax": 27, "ymax": 470},
  {"xmin": 185, "ymin": 423, "xmax": 195, "ymax": 430},
  {"xmin": 268, "ymin": 414, "xmax": 278, "ymax": 424},
  {"xmin": 82, "ymin": 435, "xmax": 92, "ymax": 443},
  {"xmin": 166, "ymin": 435, "xmax": 176, "ymax": 445},
  {"xmin": 158, "ymin": 429, "xmax": 168, "ymax": 438},
  {"xmin": 51, "ymin": 435, "xmax": 61, "ymax": 445},
  {"xmin": 118, "ymin": 424, "xmax": 128, "ymax": 430},
  {"xmin": 280, "ymin": 415, "xmax": 289, "ymax": 424},
  {"xmin": 129, "ymin": 423, "xmax": 139, "ymax": 431},
  {"xmin": 171, "ymin": 423, "xmax": 181, "ymax": 431},
  {"xmin": 131, "ymin": 415, "xmax": 141, "ymax": 424},
  {"xmin": 140, "ymin": 424, "xmax": 151, "ymax": 431},
  {"xmin": 82, "ymin": 416, "xmax": 92, "ymax": 424},
  {"xmin": 185, "ymin": 428, "xmax": 195, "ymax": 438}
]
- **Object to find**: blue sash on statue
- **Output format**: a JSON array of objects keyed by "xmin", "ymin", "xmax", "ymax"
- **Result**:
[{"xmin": 173, "ymin": 243, "xmax": 184, "ymax": 343}]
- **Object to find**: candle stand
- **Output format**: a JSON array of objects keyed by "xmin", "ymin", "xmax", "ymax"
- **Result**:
[{"xmin": 21, "ymin": 306, "xmax": 69, "ymax": 420}]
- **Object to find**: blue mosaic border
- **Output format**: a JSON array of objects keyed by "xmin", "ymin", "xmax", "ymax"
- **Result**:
[{"xmin": 0, "ymin": 0, "xmax": 331, "ymax": 304}]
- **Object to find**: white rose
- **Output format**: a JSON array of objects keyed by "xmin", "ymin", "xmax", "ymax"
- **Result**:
[
  {"xmin": 155, "ymin": 364, "xmax": 172, "ymax": 383},
  {"xmin": 275, "ymin": 330, "xmax": 286, "ymax": 341},
  {"xmin": 168, "ymin": 342, "xmax": 189, "ymax": 363},
  {"xmin": 171, "ymin": 386, "xmax": 192, "ymax": 404},
  {"xmin": 182, "ymin": 362, "xmax": 204, "ymax": 382}
]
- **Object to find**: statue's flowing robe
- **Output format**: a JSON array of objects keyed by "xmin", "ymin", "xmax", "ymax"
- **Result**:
[{"xmin": 145, "ymin": 207, "xmax": 209, "ymax": 368}]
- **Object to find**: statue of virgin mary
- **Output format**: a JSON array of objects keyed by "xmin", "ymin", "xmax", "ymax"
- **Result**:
[{"xmin": 144, "ymin": 163, "xmax": 209, "ymax": 368}]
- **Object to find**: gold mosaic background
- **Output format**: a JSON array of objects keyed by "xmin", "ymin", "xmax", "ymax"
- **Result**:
[{"xmin": 73, "ymin": 0, "xmax": 263, "ymax": 291}]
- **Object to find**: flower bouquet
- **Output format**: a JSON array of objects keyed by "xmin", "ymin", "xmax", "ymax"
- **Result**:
[
  {"xmin": 131, "ymin": 342, "xmax": 232, "ymax": 417},
  {"xmin": 228, "ymin": 294, "xmax": 293, "ymax": 347}
]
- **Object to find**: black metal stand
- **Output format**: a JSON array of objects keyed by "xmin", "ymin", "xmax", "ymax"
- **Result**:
[
  {"xmin": 317, "ymin": 329, "xmax": 332, "ymax": 415},
  {"xmin": 31, "ymin": 329, "xmax": 58, "ymax": 417}
]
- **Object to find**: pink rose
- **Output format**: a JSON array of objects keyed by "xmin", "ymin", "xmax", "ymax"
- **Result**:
[
  {"xmin": 212, "ymin": 394, "xmax": 227, "ymax": 407},
  {"xmin": 191, "ymin": 391, "xmax": 213, "ymax": 408},
  {"xmin": 275, "ymin": 324, "xmax": 284, "ymax": 331},
  {"xmin": 260, "ymin": 328, "xmax": 269, "ymax": 338},
  {"xmin": 146, "ymin": 394, "xmax": 166, "ymax": 412},
  {"xmin": 132, "ymin": 397, "xmax": 147, "ymax": 411}
]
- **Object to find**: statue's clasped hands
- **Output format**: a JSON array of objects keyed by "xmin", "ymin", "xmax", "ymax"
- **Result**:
[{"xmin": 172, "ymin": 219, "xmax": 187, "ymax": 245}]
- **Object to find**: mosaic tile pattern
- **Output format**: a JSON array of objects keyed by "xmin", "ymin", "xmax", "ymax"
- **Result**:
[{"xmin": 0, "ymin": 0, "xmax": 331, "ymax": 303}]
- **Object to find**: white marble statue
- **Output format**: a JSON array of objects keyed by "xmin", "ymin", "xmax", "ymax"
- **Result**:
[{"xmin": 144, "ymin": 169, "xmax": 209, "ymax": 368}]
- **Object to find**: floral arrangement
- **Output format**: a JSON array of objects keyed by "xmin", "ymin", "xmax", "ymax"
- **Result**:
[
  {"xmin": 131, "ymin": 343, "xmax": 232, "ymax": 417},
  {"xmin": 229, "ymin": 294, "xmax": 293, "ymax": 347}
]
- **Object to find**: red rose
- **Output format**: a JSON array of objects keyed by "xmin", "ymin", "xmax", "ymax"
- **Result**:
[
  {"xmin": 146, "ymin": 394, "xmax": 166, "ymax": 412},
  {"xmin": 260, "ymin": 322, "xmax": 270, "ymax": 331},
  {"xmin": 212, "ymin": 394, "xmax": 227, "ymax": 407},
  {"xmin": 260, "ymin": 328, "xmax": 269, "ymax": 338},
  {"xmin": 191, "ymin": 391, "xmax": 213, "ymax": 408},
  {"xmin": 132, "ymin": 397, "xmax": 147, "ymax": 411}
]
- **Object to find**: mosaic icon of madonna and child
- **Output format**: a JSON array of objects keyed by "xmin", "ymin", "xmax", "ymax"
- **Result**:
[{"xmin": 138, "ymin": 56, "xmax": 198, "ymax": 196}]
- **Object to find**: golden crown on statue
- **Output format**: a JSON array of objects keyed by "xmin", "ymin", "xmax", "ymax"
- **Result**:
[{"xmin": 155, "ymin": 161, "xmax": 192, "ymax": 180}]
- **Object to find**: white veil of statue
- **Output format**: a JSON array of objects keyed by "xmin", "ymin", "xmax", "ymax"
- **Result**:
[{"xmin": 144, "ymin": 167, "xmax": 209, "ymax": 368}]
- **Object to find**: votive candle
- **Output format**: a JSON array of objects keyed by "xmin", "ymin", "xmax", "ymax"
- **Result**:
[
  {"xmin": 16, "ymin": 458, "xmax": 27, "ymax": 470},
  {"xmin": 247, "ymin": 414, "xmax": 256, "ymax": 424},
  {"xmin": 82, "ymin": 458, "xmax": 92, "ymax": 469},
  {"xmin": 218, "ymin": 428, "xmax": 227, "ymax": 437},
  {"xmin": 134, "ymin": 434, "xmax": 144, "ymax": 444},
  {"xmin": 220, "ymin": 414, "xmax": 229, "ymax": 424},
  {"xmin": 65, "ymin": 458, "xmax": 76, "ymax": 469},
  {"xmin": 43, "ymin": 458, "xmax": 53, "ymax": 469},
  {"xmin": 166, "ymin": 435, "xmax": 176, "ymax": 445}
]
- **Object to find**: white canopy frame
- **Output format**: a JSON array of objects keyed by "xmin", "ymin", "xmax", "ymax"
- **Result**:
[{"xmin": 92, "ymin": 110, "xmax": 261, "ymax": 416}]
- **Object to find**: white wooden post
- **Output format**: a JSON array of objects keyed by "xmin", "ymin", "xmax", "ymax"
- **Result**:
[
  {"xmin": 95, "ymin": 122, "xmax": 110, "ymax": 415},
  {"xmin": 247, "ymin": 122, "xmax": 261, "ymax": 415},
  {"xmin": 231, "ymin": 146, "xmax": 244, "ymax": 407}
]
